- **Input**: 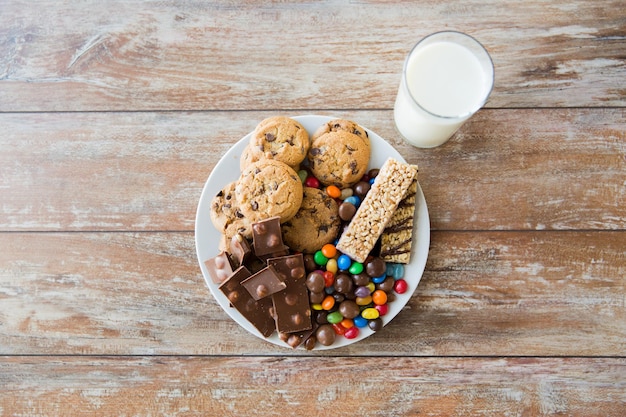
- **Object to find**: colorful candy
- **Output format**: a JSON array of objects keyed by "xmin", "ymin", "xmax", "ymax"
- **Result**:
[
  {"xmin": 326, "ymin": 185, "xmax": 342, "ymax": 199},
  {"xmin": 231, "ymin": 161, "xmax": 412, "ymax": 349}
]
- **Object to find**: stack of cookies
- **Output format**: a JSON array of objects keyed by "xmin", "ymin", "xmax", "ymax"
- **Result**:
[{"xmin": 210, "ymin": 116, "xmax": 375, "ymax": 253}]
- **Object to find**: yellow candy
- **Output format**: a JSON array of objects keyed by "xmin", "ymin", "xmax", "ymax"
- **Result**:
[
  {"xmin": 361, "ymin": 307, "xmax": 380, "ymax": 320},
  {"xmin": 326, "ymin": 258, "xmax": 338, "ymax": 274},
  {"xmin": 311, "ymin": 303, "xmax": 323, "ymax": 311},
  {"xmin": 356, "ymin": 295, "xmax": 372, "ymax": 306}
]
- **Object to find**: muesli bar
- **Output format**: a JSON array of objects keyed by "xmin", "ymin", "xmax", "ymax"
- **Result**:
[
  {"xmin": 336, "ymin": 157, "xmax": 418, "ymax": 263},
  {"xmin": 379, "ymin": 175, "xmax": 419, "ymax": 264}
]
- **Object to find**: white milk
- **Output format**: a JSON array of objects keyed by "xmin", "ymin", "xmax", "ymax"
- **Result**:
[{"xmin": 394, "ymin": 40, "xmax": 491, "ymax": 148}]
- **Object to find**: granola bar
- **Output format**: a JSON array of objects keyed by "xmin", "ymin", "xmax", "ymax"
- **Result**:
[
  {"xmin": 336, "ymin": 157, "xmax": 418, "ymax": 263},
  {"xmin": 379, "ymin": 175, "xmax": 418, "ymax": 264}
]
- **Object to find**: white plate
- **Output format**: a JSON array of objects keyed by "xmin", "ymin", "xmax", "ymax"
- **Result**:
[{"xmin": 195, "ymin": 115, "xmax": 430, "ymax": 350}]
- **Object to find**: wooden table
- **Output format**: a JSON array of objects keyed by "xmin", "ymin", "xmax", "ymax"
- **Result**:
[{"xmin": 1, "ymin": 1, "xmax": 624, "ymax": 415}]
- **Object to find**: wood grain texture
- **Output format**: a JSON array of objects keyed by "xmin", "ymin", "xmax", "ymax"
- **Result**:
[
  {"xmin": 1, "ymin": 356, "xmax": 624, "ymax": 417},
  {"xmin": 2, "ymin": 1, "xmax": 624, "ymax": 415},
  {"xmin": 1, "ymin": 231, "xmax": 623, "ymax": 356},
  {"xmin": 1, "ymin": 109, "xmax": 624, "ymax": 232},
  {"xmin": 1, "ymin": 0, "xmax": 625, "ymax": 111}
]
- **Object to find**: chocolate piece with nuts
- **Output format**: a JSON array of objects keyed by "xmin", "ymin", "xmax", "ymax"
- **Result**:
[
  {"xmin": 252, "ymin": 216, "xmax": 289, "ymax": 258},
  {"xmin": 241, "ymin": 265, "xmax": 287, "ymax": 300},
  {"xmin": 268, "ymin": 254, "xmax": 312, "ymax": 334},
  {"xmin": 218, "ymin": 266, "xmax": 276, "ymax": 337},
  {"xmin": 204, "ymin": 251, "xmax": 235, "ymax": 284}
]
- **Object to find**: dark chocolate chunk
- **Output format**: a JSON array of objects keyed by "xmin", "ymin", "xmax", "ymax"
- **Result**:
[{"xmin": 229, "ymin": 233, "xmax": 252, "ymax": 268}]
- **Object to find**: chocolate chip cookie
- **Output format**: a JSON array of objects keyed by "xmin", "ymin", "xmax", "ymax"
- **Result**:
[
  {"xmin": 210, "ymin": 181, "xmax": 254, "ymax": 243},
  {"xmin": 235, "ymin": 159, "xmax": 303, "ymax": 224},
  {"xmin": 311, "ymin": 118, "xmax": 370, "ymax": 150},
  {"xmin": 282, "ymin": 187, "xmax": 341, "ymax": 253},
  {"xmin": 307, "ymin": 130, "xmax": 370, "ymax": 188},
  {"xmin": 248, "ymin": 116, "xmax": 310, "ymax": 169}
]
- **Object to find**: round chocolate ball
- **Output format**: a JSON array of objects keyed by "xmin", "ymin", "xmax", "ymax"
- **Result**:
[
  {"xmin": 338, "ymin": 202, "xmax": 357, "ymax": 221},
  {"xmin": 334, "ymin": 273, "xmax": 353, "ymax": 294},
  {"xmin": 338, "ymin": 300, "xmax": 360, "ymax": 319},
  {"xmin": 352, "ymin": 272, "xmax": 370, "ymax": 287},
  {"xmin": 316, "ymin": 324, "xmax": 336, "ymax": 346},
  {"xmin": 306, "ymin": 271, "xmax": 325, "ymax": 293},
  {"xmin": 353, "ymin": 181, "xmax": 371, "ymax": 198},
  {"xmin": 376, "ymin": 276, "xmax": 396, "ymax": 293},
  {"xmin": 368, "ymin": 317, "xmax": 384, "ymax": 332},
  {"xmin": 365, "ymin": 257, "xmax": 386, "ymax": 278}
]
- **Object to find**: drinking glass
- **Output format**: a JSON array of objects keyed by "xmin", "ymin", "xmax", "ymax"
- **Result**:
[{"xmin": 394, "ymin": 31, "xmax": 494, "ymax": 148}]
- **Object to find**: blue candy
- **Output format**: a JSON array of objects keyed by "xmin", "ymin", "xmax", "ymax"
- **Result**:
[
  {"xmin": 344, "ymin": 195, "xmax": 361, "ymax": 207},
  {"xmin": 392, "ymin": 263, "xmax": 405, "ymax": 279},
  {"xmin": 372, "ymin": 274, "xmax": 386, "ymax": 284},
  {"xmin": 337, "ymin": 254, "xmax": 352, "ymax": 271},
  {"xmin": 353, "ymin": 315, "xmax": 368, "ymax": 328}
]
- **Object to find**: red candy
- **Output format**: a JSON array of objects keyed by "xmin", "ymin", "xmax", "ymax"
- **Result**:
[
  {"xmin": 323, "ymin": 270, "xmax": 335, "ymax": 287},
  {"xmin": 344, "ymin": 326, "xmax": 359, "ymax": 339},
  {"xmin": 375, "ymin": 303, "xmax": 389, "ymax": 316},
  {"xmin": 304, "ymin": 176, "xmax": 320, "ymax": 188},
  {"xmin": 394, "ymin": 279, "xmax": 408, "ymax": 294},
  {"xmin": 332, "ymin": 323, "xmax": 347, "ymax": 335}
]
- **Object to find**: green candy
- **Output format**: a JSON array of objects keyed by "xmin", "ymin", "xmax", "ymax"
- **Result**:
[
  {"xmin": 348, "ymin": 262, "xmax": 364, "ymax": 275},
  {"xmin": 326, "ymin": 311, "xmax": 344, "ymax": 324},
  {"xmin": 314, "ymin": 250, "xmax": 328, "ymax": 266}
]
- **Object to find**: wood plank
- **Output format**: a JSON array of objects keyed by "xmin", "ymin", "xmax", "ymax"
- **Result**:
[
  {"xmin": 1, "ymin": 1, "xmax": 624, "ymax": 111},
  {"xmin": 1, "ymin": 109, "xmax": 624, "ymax": 231},
  {"xmin": 1, "ymin": 231, "xmax": 623, "ymax": 356},
  {"xmin": 1, "ymin": 356, "xmax": 624, "ymax": 416}
]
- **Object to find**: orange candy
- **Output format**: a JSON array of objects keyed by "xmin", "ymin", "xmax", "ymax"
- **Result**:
[
  {"xmin": 326, "ymin": 185, "xmax": 341, "ymax": 199},
  {"xmin": 321, "ymin": 243, "xmax": 337, "ymax": 259},
  {"xmin": 321, "ymin": 295, "xmax": 336, "ymax": 310},
  {"xmin": 372, "ymin": 289, "xmax": 388, "ymax": 305},
  {"xmin": 340, "ymin": 318, "xmax": 354, "ymax": 329}
]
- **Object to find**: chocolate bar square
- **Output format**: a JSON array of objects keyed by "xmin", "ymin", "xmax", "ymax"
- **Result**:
[
  {"xmin": 252, "ymin": 216, "xmax": 289, "ymax": 258},
  {"xmin": 204, "ymin": 251, "xmax": 235, "ymax": 284},
  {"xmin": 241, "ymin": 265, "xmax": 287, "ymax": 300},
  {"xmin": 268, "ymin": 254, "xmax": 312, "ymax": 334},
  {"xmin": 218, "ymin": 266, "xmax": 276, "ymax": 337}
]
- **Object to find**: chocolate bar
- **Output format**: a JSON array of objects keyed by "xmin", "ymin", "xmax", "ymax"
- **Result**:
[
  {"xmin": 268, "ymin": 254, "xmax": 312, "ymax": 334},
  {"xmin": 241, "ymin": 265, "xmax": 287, "ymax": 300},
  {"xmin": 252, "ymin": 216, "xmax": 289, "ymax": 258},
  {"xmin": 218, "ymin": 266, "xmax": 276, "ymax": 337},
  {"xmin": 204, "ymin": 251, "xmax": 235, "ymax": 284}
]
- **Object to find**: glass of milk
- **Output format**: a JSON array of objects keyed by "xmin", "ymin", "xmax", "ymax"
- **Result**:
[{"xmin": 394, "ymin": 31, "xmax": 494, "ymax": 148}]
